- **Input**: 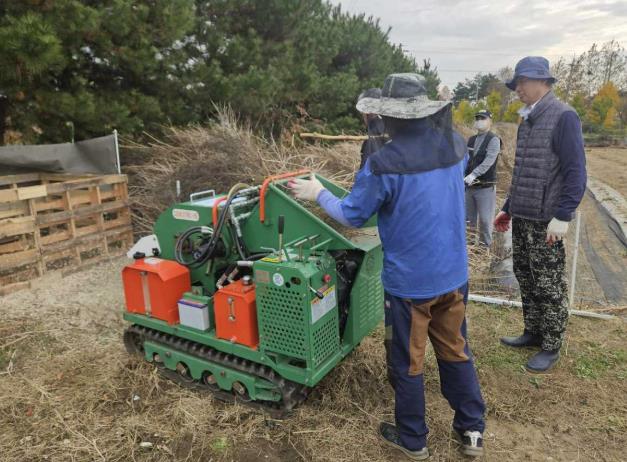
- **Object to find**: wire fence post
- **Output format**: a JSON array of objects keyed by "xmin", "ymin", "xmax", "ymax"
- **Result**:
[{"xmin": 568, "ymin": 211, "xmax": 582, "ymax": 308}]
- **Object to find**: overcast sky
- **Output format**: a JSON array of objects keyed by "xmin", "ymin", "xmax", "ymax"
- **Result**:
[{"xmin": 330, "ymin": 0, "xmax": 627, "ymax": 89}]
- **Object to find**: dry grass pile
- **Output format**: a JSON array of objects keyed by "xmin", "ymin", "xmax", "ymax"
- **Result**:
[
  {"xmin": 123, "ymin": 111, "xmax": 360, "ymax": 235},
  {"xmin": 124, "ymin": 116, "xmax": 517, "ymax": 236},
  {"xmin": 0, "ymin": 257, "xmax": 625, "ymax": 461}
]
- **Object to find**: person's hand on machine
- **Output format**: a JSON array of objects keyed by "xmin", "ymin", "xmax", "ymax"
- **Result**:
[
  {"xmin": 288, "ymin": 173, "xmax": 325, "ymax": 202},
  {"xmin": 493, "ymin": 211, "xmax": 511, "ymax": 232}
]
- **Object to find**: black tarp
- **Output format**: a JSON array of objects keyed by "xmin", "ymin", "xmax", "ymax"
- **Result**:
[{"xmin": 0, "ymin": 134, "xmax": 119, "ymax": 175}]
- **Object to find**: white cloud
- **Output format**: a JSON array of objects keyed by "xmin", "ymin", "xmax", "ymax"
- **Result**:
[{"xmin": 330, "ymin": 0, "xmax": 627, "ymax": 87}]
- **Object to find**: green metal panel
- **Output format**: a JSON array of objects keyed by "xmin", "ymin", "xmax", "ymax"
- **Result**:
[
  {"xmin": 341, "ymin": 250, "xmax": 384, "ymax": 346},
  {"xmin": 240, "ymin": 177, "xmax": 380, "ymax": 254},
  {"xmin": 257, "ymin": 282, "xmax": 308, "ymax": 359},
  {"xmin": 254, "ymin": 252, "xmax": 340, "ymax": 370},
  {"xmin": 311, "ymin": 307, "xmax": 340, "ymax": 367}
]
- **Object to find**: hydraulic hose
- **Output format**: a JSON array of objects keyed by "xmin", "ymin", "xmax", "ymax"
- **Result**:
[{"xmin": 174, "ymin": 183, "xmax": 251, "ymax": 268}]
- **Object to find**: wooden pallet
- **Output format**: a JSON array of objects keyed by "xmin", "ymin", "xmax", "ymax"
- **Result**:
[{"xmin": 0, "ymin": 173, "xmax": 134, "ymax": 295}]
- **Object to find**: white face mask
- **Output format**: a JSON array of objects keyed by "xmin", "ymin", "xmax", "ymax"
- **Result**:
[{"xmin": 473, "ymin": 119, "xmax": 490, "ymax": 131}]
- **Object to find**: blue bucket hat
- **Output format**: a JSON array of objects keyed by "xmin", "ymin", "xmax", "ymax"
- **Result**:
[{"xmin": 506, "ymin": 56, "xmax": 556, "ymax": 91}]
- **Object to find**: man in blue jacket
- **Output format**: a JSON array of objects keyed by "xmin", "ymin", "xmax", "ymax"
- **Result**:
[{"xmin": 289, "ymin": 73, "xmax": 485, "ymax": 460}]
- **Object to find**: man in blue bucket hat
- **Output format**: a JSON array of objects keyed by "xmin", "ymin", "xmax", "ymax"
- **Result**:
[
  {"xmin": 494, "ymin": 57, "xmax": 587, "ymax": 373},
  {"xmin": 289, "ymin": 73, "xmax": 486, "ymax": 460},
  {"xmin": 504, "ymin": 56, "xmax": 557, "ymax": 90}
]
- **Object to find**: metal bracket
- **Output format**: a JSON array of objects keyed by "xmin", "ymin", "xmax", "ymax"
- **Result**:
[
  {"xmin": 189, "ymin": 189, "xmax": 216, "ymax": 203},
  {"xmin": 228, "ymin": 296, "xmax": 236, "ymax": 321}
]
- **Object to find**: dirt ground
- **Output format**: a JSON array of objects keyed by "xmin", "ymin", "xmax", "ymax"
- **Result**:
[
  {"xmin": 0, "ymin": 256, "xmax": 625, "ymax": 462},
  {"xmin": 586, "ymin": 147, "xmax": 627, "ymax": 197},
  {"xmin": 570, "ymin": 147, "xmax": 627, "ymax": 307},
  {"xmin": 1, "ymin": 144, "xmax": 626, "ymax": 461}
]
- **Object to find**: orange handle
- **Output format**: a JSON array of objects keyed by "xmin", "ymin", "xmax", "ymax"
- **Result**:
[
  {"xmin": 259, "ymin": 169, "xmax": 310, "ymax": 223},
  {"xmin": 212, "ymin": 196, "xmax": 228, "ymax": 227}
]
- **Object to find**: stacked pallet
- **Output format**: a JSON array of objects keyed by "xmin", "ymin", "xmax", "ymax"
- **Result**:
[{"xmin": 0, "ymin": 173, "xmax": 134, "ymax": 295}]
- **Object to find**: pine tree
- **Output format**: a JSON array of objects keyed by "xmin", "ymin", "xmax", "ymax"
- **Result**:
[
  {"xmin": 0, "ymin": 0, "xmax": 437, "ymax": 142},
  {"xmin": 0, "ymin": 0, "xmax": 196, "ymax": 143}
]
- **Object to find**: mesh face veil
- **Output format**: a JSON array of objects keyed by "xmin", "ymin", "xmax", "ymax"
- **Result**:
[{"xmin": 382, "ymin": 104, "xmax": 467, "ymax": 166}]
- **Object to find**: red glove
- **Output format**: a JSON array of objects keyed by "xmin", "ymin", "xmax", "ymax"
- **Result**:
[{"xmin": 493, "ymin": 211, "xmax": 511, "ymax": 232}]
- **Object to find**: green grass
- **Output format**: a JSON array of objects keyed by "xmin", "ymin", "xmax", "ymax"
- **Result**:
[
  {"xmin": 210, "ymin": 437, "xmax": 229, "ymax": 453},
  {"xmin": 572, "ymin": 342, "xmax": 627, "ymax": 380},
  {"xmin": 475, "ymin": 343, "xmax": 530, "ymax": 372}
]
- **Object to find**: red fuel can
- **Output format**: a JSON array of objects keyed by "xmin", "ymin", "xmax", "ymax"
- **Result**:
[
  {"xmin": 214, "ymin": 279, "xmax": 258, "ymax": 348},
  {"xmin": 122, "ymin": 257, "xmax": 190, "ymax": 325}
]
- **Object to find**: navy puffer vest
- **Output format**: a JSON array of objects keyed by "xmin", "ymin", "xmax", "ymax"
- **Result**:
[{"xmin": 509, "ymin": 92, "xmax": 575, "ymax": 221}]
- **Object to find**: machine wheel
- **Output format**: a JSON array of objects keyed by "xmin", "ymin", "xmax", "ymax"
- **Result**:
[{"xmin": 123, "ymin": 328, "xmax": 144, "ymax": 356}]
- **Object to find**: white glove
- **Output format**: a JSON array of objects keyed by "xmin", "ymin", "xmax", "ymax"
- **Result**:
[
  {"xmin": 464, "ymin": 173, "xmax": 477, "ymax": 186},
  {"xmin": 546, "ymin": 218, "xmax": 569, "ymax": 245},
  {"xmin": 287, "ymin": 173, "xmax": 325, "ymax": 202}
]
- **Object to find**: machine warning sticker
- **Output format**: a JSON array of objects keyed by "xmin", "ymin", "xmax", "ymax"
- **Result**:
[
  {"xmin": 272, "ymin": 273, "xmax": 285, "ymax": 286},
  {"xmin": 311, "ymin": 286, "xmax": 337, "ymax": 324},
  {"xmin": 172, "ymin": 208, "xmax": 199, "ymax": 222},
  {"xmin": 255, "ymin": 269, "xmax": 270, "ymax": 284}
]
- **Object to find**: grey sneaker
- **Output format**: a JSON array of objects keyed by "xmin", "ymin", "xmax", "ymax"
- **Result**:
[
  {"xmin": 378, "ymin": 422, "xmax": 429, "ymax": 460},
  {"xmin": 456, "ymin": 430, "xmax": 484, "ymax": 457}
]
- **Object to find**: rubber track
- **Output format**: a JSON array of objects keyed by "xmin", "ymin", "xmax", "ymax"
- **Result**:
[{"xmin": 124, "ymin": 325, "xmax": 310, "ymax": 417}]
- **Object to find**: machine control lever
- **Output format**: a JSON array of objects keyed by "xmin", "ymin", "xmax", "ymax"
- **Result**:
[
  {"xmin": 309, "ymin": 286, "xmax": 324, "ymax": 300},
  {"xmin": 278, "ymin": 215, "xmax": 285, "ymax": 261}
]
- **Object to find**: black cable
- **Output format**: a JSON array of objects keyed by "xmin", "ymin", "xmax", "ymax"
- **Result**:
[
  {"xmin": 174, "ymin": 226, "xmax": 213, "ymax": 268},
  {"xmin": 174, "ymin": 192, "xmax": 243, "ymax": 268}
]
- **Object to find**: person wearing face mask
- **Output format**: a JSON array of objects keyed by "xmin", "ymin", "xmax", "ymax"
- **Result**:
[
  {"xmin": 494, "ymin": 56, "xmax": 587, "ymax": 373},
  {"xmin": 464, "ymin": 110, "xmax": 501, "ymax": 247}
]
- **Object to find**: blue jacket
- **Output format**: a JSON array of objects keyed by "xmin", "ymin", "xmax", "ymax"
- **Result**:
[{"xmin": 318, "ymin": 121, "xmax": 468, "ymax": 299}]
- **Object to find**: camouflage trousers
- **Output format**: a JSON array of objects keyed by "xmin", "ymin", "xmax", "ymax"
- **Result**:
[{"xmin": 512, "ymin": 217, "xmax": 569, "ymax": 350}]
